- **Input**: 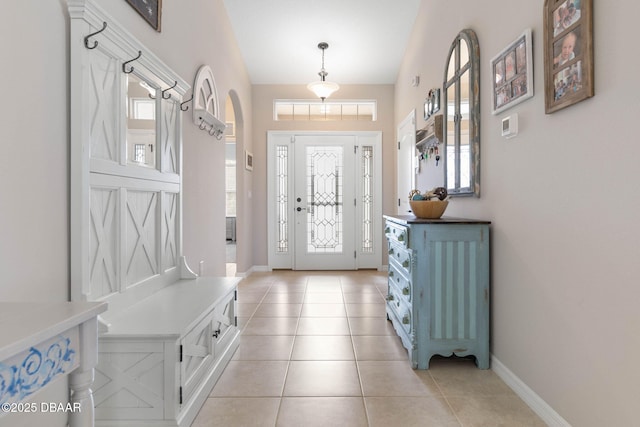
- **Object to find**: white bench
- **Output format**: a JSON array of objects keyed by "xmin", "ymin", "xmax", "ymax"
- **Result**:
[{"xmin": 95, "ymin": 277, "xmax": 239, "ymax": 426}]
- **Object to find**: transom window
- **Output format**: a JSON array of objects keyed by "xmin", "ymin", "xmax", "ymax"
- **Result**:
[{"xmin": 274, "ymin": 100, "xmax": 377, "ymax": 121}]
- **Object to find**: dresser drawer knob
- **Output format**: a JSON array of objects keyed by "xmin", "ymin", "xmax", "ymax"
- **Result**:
[
  {"xmin": 389, "ymin": 270, "xmax": 394, "ymax": 277},
  {"xmin": 402, "ymin": 314, "xmax": 410, "ymax": 325},
  {"xmin": 389, "ymin": 248, "xmax": 394, "ymax": 255},
  {"xmin": 386, "ymin": 294, "xmax": 394, "ymax": 301},
  {"xmin": 402, "ymin": 287, "xmax": 410, "ymax": 295},
  {"xmin": 212, "ymin": 328, "xmax": 221, "ymax": 338},
  {"xmin": 402, "ymin": 260, "xmax": 410, "ymax": 268},
  {"xmin": 397, "ymin": 233, "xmax": 405, "ymax": 242}
]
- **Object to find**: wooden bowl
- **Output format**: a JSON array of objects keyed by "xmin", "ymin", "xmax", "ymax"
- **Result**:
[{"xmin": 409, "ymin": 200, "xmax": 449, "ymax": 219}]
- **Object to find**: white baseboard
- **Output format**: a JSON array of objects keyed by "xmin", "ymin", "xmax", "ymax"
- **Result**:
[
  {"xmin": 236, "ymin": 265, "xmax": 271, "ymax": 278},
  {"xmin": 491, "ymin": 355, "xmax": 571, "ymax": 427}
]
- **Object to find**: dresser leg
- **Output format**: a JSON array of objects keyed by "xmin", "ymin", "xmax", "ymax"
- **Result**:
[
  {"xmin": 69, "ymin": 369, "xmax": 95, "ymax": 427},
  {"xmin": 69, "ymin": 317, "xmax": 99, "ymax": 427},
  {"xmin": 475, "ymin": 354, "xmax": 490, "ymax": 369}
]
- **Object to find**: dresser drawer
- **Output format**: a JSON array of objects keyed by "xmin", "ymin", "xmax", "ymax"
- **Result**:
[
  {"xmin": 386, "ymin": 292, "xmax": 412, "ymax": 335},
  {"xmin": 385, "ymin": 221, "xmax": 409, "ymax": 248},
  {"xmin": 388, "ymin": 264, "xmax": 412, "ymax": 303},
  {"xmin": 388, "ymin": 243, "xmax": 413, "ymax": 277}
]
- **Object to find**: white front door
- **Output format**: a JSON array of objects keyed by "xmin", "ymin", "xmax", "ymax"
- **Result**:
[
  {"xmin": 294, "ymin": 135, "xmax": 355, "ymax": 270},
  {"xmin": 267, "ymin": 132, "xmax": 382, "ymax": 271}
]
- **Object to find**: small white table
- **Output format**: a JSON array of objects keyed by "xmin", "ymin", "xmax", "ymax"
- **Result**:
[{"xmin": 0, "ymin": 302, "xmax": 107, "ymax": 426}]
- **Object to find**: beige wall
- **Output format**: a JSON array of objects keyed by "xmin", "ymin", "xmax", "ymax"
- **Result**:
[
  {"xmin": 395, "ymin": 1, "xmax": 640, "ymax": 425},
  {"xmin": 250, "ymin": 85, "xmax": 395, "ymax": 268},
  {"xmin": 0, "ymin": 1, "xmax": 251, "ymax": 425}
]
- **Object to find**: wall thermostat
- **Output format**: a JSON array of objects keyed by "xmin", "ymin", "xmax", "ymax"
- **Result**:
[{"xmin": 501, "ymin": 114, "xmax": 518, "ymax": 139}]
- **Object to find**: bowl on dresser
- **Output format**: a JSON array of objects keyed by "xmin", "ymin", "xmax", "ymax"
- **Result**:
[{"xmin": 409, "ymin": 200, "xmax": 449, "ymax": 219}]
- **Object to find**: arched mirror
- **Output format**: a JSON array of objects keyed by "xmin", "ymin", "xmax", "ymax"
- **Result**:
[{"xmin": 444, "ymin": 29, "xmax": 480, "ymax": 196}]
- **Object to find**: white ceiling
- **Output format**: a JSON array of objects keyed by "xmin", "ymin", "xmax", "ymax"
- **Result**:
[{"xmin": 222, "ymin": 0, "xmax": 422, "ymax": 85}]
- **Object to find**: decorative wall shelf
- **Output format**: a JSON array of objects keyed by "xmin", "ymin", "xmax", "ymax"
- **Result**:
[
  {"xmin": 192, "ymin": 65, "xmax": 226, "ymax": 139},
  {"xmin": 416, "ymin": 114, "xmax": 443, "ymax": 153}
]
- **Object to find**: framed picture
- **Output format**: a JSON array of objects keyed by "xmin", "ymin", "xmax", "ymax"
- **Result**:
[
  {"xmin": 491, "ymin": 29, "xmax": 533, "ymax": 115},
  {"xmin": 423, "ymin": 88, "xmax": 440, "ymax": 120},
  {"xmin": 125, "ymin": 0, "xmax": 162, "ymax": 32},
  {"xmin": 244, "ymin": 150, "xmax": 253, "ymax": 171},
  {"xmin": 544, "ymin": 0, "xmax": 593, "ymax": 113}
]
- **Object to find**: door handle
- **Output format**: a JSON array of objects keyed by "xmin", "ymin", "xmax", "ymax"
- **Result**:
[{"xmin": 296, "ymin": 207, "xmax": 307, "ymax": 212}]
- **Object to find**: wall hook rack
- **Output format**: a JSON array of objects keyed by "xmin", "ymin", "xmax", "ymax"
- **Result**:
[
  {"xmin": 191, "ymin": 65, "xmax": 226, "ymax": 139},
  {"xmin": 162, "ymin": 81, "xmax": 178, "ymax": 99},
  {"xmin": 84, "ymin": 22, "xmax": 107, "ymax": 49},
  {"xmin": 180, "ymin": 95, "xmax": 193, "ymax": 112},
  {"xmin": 122, "ymin": 51, "xmax": 142, "ymax": 74}
]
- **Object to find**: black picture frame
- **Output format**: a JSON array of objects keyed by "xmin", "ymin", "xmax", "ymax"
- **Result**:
[{"xmin": 125, "ymin": 0, "xmax": 162, "ymax": 32}]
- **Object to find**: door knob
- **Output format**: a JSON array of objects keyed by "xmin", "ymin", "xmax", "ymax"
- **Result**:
[{"xmin": 297, "ymin": 197, "xmax": 302, "ymax": 202}]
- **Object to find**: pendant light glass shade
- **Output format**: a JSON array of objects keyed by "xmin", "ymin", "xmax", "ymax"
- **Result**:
[
  {"xmin": 307, "ymin": 80, "xmax": 340, "ymax": 100},
  {"xmin": 308, "ymin": 42, "xmax": 339, "ymax": 100}
]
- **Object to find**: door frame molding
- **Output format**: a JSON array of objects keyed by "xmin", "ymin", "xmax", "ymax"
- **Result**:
[{"xmin": 267, "ymin": 131, "xmax": 382, "ymax": 270}]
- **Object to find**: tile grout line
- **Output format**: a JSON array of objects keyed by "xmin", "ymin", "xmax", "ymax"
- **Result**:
[
  {"xmin": 273, "ymin": 276, "xmax": 307, "ymax": 426},
  {"xmin": 342, "ymin": 276, "xmax": 372, "ymax": 427}
]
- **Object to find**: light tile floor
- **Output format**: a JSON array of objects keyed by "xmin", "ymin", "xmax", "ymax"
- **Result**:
[{"xmin": 193, "ymin": 271, "xmax": 545, "ymax": 427}]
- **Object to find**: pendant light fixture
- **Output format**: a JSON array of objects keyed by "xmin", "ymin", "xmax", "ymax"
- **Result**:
[{"xmin": 307, "ymin": 42, "xmax": 339, "ymax": 101}]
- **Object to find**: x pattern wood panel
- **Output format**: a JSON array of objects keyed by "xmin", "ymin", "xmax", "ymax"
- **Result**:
[
  {"xmin": 94, "ymin": 350, "xmax": 165, "ymax": 413},
  {"xmin": 183, "ymin": 325, "xmax": 211, "ymax": 387},
  {"xmin": 212, "ymin": 298, "xmax": 234, "ymax": 343},
  {"xmin": 126, "ymin": 191, "xmax": 158, "ymax": 286},
  {"xmin": 89, "ymin": 54, "xmax": 118, "ymax": 162},
  {"xmin": 163, "ymin": 192, "xmax": 177, "ymax": 270},
  {"xmin": 90, "ymin": 188, "xmax": 118, "ymax": 299},
  {"xmin": 162, "ymin": 98, "xmax": 178, "ymax": 174}
]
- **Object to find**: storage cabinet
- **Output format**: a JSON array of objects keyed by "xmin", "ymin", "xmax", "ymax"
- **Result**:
[
  {"xmin": 384, "ymin": 215, "xmax": 491, "ymax": 369},
  {"xmin": 95, "ymin": 278, "xmax": 239, "ymax": 427}
]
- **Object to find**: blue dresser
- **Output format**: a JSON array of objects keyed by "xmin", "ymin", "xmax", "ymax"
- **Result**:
[{"xmin": 383, "ymin": 215, "xmax": 491, "ymax": 369}]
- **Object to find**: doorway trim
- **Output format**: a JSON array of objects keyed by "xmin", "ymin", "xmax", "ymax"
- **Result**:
[{"xmin": 267, "ymin": 131, "xmax": 382, "ymax": 270}]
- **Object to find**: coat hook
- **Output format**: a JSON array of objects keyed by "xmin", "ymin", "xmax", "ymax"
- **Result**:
[
  {"xmin": 180, "ymin": 95, "xmax": 193, "ymax": 112},
  {"xmin": 199, "ymin": 118, "xmax": 207, "ymax": 130},
  {"xmin": 84, "ymin": 22, "xmax": 108, "ymax": 50},
  {"xmin": 122, "ymin": 50, "xmax": 142, "ymax": 74},
  {"xmin": 162, "ymin": 81, "xmax": 178, "ymax": 100}
]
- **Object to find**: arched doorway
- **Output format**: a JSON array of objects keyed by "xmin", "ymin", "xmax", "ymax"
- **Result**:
[
  {"xmin": 225, "ymin": 90, "xmax": 245, "ymax": 277},
  {"xmin": 225, "ymin": 95, "xmax": 237, "ymax": 276}
]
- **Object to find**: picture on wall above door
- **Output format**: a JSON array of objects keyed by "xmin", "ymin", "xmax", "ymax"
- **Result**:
[
  {"xmin": 245, "ymin": 150, "xmax": 253, "ymax": 171},
  {"xmin": 125, "ymin": 0, "xmax": 162, "ymax": 32},
  {"xmin": 543, "ymin": 0, "xmax": 593, "ymax": 113},
  {"xmin": 424, "ymin": 88, "xmax": 440, "ymax": 120},
  {"xmin": 490, "ymin": 29, "xmax": 533, "ymax": 115}
]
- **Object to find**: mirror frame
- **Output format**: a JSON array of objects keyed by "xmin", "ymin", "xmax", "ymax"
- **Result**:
[{"xmin": 443, "ymin": 29, "xmax": 481, "ymax": 197}]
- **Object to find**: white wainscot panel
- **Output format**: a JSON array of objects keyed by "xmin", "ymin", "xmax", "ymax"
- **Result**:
[
  {"xmin": 90, "ymin": 187, "xmax": 119, "ymax": 300},
  {"xmin": 89, "ymin": 51, "xmax": 119, "ymax": 163},
  {"xmin": 125, "ymin": 190, "xmax": 159, "ymax": 287},
  {"xmin": 162, "ymin": 192, "xmax": 178, "ymax": 271}
]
